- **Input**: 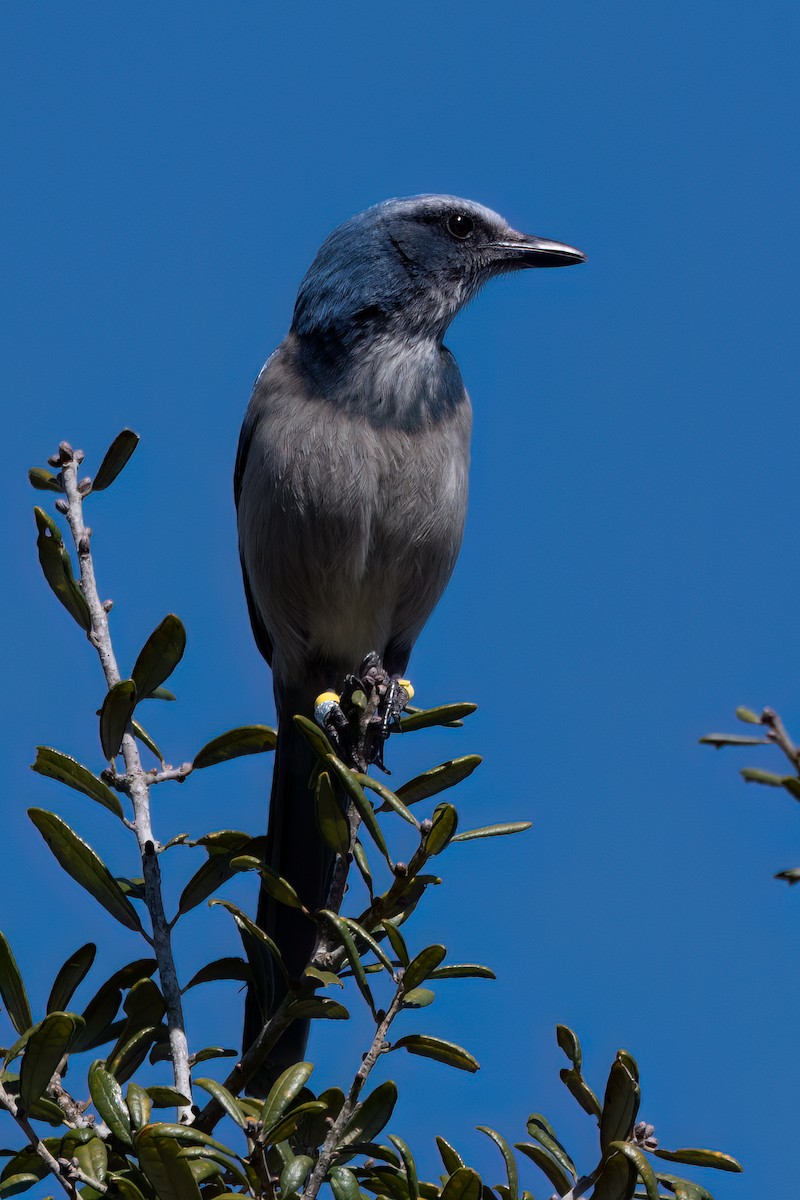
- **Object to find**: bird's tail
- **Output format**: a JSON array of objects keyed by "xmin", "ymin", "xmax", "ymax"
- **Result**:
[{"xmin": 243, "ymin": 688, "xmax": 334, "ymax": 1089}]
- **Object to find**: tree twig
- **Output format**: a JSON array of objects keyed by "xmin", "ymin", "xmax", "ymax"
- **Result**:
[
  {"xmin": 58, "ymin": 445, "xmax": 192, "ymax": 1118},
  {"xmin": 560, "ymin": 1174, "xmax": 597, "ymax": 1200},
  {"xmin": 46, "ymin": 1074, "xmax": 94, "ymax": 1129},
  {"xmin": 0, "ymin": 1079, "xmax": 76, "ymax": 1198},
  {"xmin": 304, "ymin": 987, "xmax": 405, "ymax": 1200},
  {"xmin": 762, "ymin": 707, "xmax": 800, "ymax": 770}
]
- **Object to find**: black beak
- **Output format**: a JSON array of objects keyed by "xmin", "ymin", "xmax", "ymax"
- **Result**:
[{"xmin": 494, "ymin": 233, "xmax": 587, "ymax": 268}]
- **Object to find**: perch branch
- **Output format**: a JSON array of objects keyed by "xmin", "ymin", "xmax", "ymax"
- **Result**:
[{"xmin": 58, "ymin": 445, "xmax": 192, "ymax": 1117}]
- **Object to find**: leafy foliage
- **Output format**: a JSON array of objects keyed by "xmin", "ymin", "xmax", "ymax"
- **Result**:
[{"xmin": 0, "ymin": 434, "xmax": 742, "ymax": 1200}]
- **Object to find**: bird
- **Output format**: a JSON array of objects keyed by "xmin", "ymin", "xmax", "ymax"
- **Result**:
[{"xmin": 234, "ymin": 194, "xmax": 585, "ymax": 1081}]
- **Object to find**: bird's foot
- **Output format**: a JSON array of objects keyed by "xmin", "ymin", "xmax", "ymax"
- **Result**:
[
  {"xmin": 313, "ymin": 690, "xmax": 349, "ymax": 753},
  {"xmin": 318, "ymin": 657, "xmax": 414, "ymax": 773}
]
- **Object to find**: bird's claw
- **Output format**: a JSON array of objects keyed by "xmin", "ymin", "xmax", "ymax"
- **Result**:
[
  {"xmin": 314, "ymin": 691, "xmax": 348, "ymax": 752},
  {"xmin": 318, "ymin": 659, "xmax": 415, "ymax": 773}
]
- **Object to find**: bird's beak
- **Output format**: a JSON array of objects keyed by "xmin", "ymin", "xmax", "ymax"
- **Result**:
[{"xmin": 493, "ymin": 232, "xmax": 587, "ymax": 268}]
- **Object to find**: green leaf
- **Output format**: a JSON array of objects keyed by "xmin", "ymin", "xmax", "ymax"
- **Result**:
[
  {"xmin": 100, "ymin": 680, "xmax": 137, "ymax": 760},
  {"xmin": 28, "ymin": 467, "xmax": 62, "ymax": 492},
  {"xmin": 315, "ymin": 770, "xmax": 351, "ymax": 855},
  {"xmin": 699, "ymin": 733, "xmax": 769, "ymax": 747},
  {"xmin": 19, "ymin": 1012, "xmax": 84, "ymax": 1109},
  {"xmin": 592, "ymin": 1150, "xmax": 637, "ymax": 1200},
  {"xmin": 321, "ymin": 910, "xmax": 375, "ymax": 1011},
  {"xmin": 107, "ymin": 1176, "xmax": 148, "ymax": 1200},
  {"xmin": 92, "ymin": 430, "xmax": 140, "ymax": 491},
  {"xmin": 4, "ymin": 1023, "xmax": 40, "ymax": 1067},
  {"xmin": 559, "ymin": 1062, "xmax": 602, "ymax": 1119},
  {"xmin": 435, "ymin": 1136, "xmax": 465, "ymax": 1174},
  {"xmin": 393, "ymin": 1034, "xmax": 479, "ymax": 1072},
  {"xmin": 401, "ymin": 987, "xmax": 435, "ymax": 1008},
  {"xmin": 477, "ymin": 1127, "xmax": 517, "ymax": 1200},
  {"xmin": 450, "ymin": 821, "xmax": 531, "ymax": 843},
  {"xmin": 357, "ymin": 775, "xmax": 419, "ymax": 826},
  {"xmin": 73, "ymin": 958, "xmax": 155, "ymax": 1052},
  {"xmin": 653, "ymin": 1147, "xmax": 742, "ymax": 1173},
  {"xmin": 600, "ymin": 1053, "xmax": 641, "ymax": 1150},
  {"xmin": 88, "ymin": 1060, "xmax": 133, "ymax": 1146},
  {"xmin": 116, "ymin": 876, "xmax": 147, "ymax": 901},
  {"xmin": 135, "ymin": 1126, "xmax": 202, "ymax": 1200},
  {"xmin": 736, "ymin": 706, "xmax": 762, "ymax": 724},
  {"xmin": 182, "ymin": 957, "xmax": 250, "ymax": 992},
  {"xmin": 260, "ymin": 1061, "xmax": 314, "ymax": 1130},
  {"xmin": 739, "ymin": 767, "xmax": 785, "ymax": 786},
  {"xmin": 28, "ymin": 809, "xmax": 144, "ymax": 932},
  {"xmin": 655, "ymin": 1173, "xmax": 714, "ymax": 1200},
  {"xmin": 177, "ymin": 834, "xmax": 266, "ymax": 915},
  {"xmin": 556, "ymin": 1023, "xmax": 582, "ymax": 1068},
  {"xmin": 515, "ymin": 1144, "xmax": 573, "ymax": 1197},
  {"xmin": 326, "ymin": 755, "xmax": 389, "ymax": 859},
  {"xmin": 429, "ymin": 963, "xmax": 495, "ymax": 980},
  {"xmin": 522, "ymin": 1114, "xmax": 576, "ymax": 1181},
  {"xmin": 293, "ymin": 714, "xmax": 336, "ymax": 760},
  {"xmin": 31, "ymin": 746, "xmax": 123, "ymax": 819},
  {"xmin": 0, "ymin": 1173, "xmax": 43, "ymax": 1196},
  {"xmin": 187, "ymin": 1046, "xmax": 236, "ymax": 1066},
  {"xmin": 193, "ymin": 1078, "xmax": 247, "ymax": 1128},
  {"xmin": 232, "ymin": 858, "xmax": 302, "ymax": 909},
  {"xmin": 33, "ymin": 506, "xmax": 91, "ymax": 631},
  {"xmin": 60, "ymin": 1125, "xmax": 98, "ymax": 1155},
  {"xmin": 399, "ymin": 703, "xmax": 477, "ymax": 732},
  {"xmin": 338, "ymin": 1080, "xmax": 398, "ymax": 1148},
  {"xmin": 209, "ymin": 899, "xmax": 288, "ymax": 982},
  {"xmin": 403, "ymin": 945, "xmax": 446, "ymax": 991},
  {"xmin": 556, "ymin": 1027, "xmax": 599, "ymax": 1118},
  {"xmin": 440, "ymin": 1167, "xmax": 482, "ymax": 1200},
  {"xmin": 329, "ymin": 1166, "xmax": 361, "ymax": 1200},
  {"xmin": 382, "ymin": 921, "xmax": 410, "ymax": 966},
  {"xmin": 47, "ymin": 943, "xmax": 96, "ymax": 1014},
  {"xmin": 783, "ymin": 776, "xmax": 800, "ymax": 801},
  {"xmin": 74, "ymin": 1135, "xmax": 108, "ymax": 1186},
  {"xmin": 280, "ymin": 1155, "xmax": 314, "ymax": 1198},
  {"xmin": 146, "ymin": 1087, "xmax": 193, "ymax": 1107},
  {"xmin": 108, "ymin": 1026, "xmax": 162, "ymax": 1083},
  {"xmin": 0, "ymin": 933, "xmax": 33, "ymax": 1036},
  {"xmin": 264, "ymin": 1100, "xmax": 328, "ymax": 1145},
  {"xmin": 304, "ymin": 965, "xmax": 344, "ymax": 989},
  {"xmin": 341, "ymin": 917, "xmax": 395, "ymax": 974},
  {"xmin": 136, "ymin": 1122, "xmax": 236, "ymax": 1156},
  {"xmin": 353, "ymin": 838, "xmax": 373, "ymax": 893},
  {"xmin": 131, "ymin": 615, "xmax": 186, "ymax": 700},
  {"xmin": 607, "ymin": 1143, "xmax": 660, "ymax": 1200},
  {"xmin": 396, "ymin": 756, "xmax": 482, "ymax": 806},
  {"xmin": 388, "ymin": 1135, "xmax": 419, "ymax": 1200},
  {"xmin": 131, "ymin": 717, "xmax": 164, "ymax": 763},
  {"xmin": 126, "ymin": 1082, "xmax": 153, "ymax": 1130},
  {"xmin": 288, "ymin": 996, "xmax": 350, "ymax": 1020},
  {"xmin": 425, "ymin": 803, "xmax": 458, "ymax": 855},
  {"xmin": 192, "ymin": 725, "xmax": 277, "ymax": 770}
]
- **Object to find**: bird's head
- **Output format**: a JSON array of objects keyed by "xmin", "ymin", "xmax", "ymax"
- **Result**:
[{"xmin": 291, "ymin": 195, "xmax": 586, "ymax": 346}]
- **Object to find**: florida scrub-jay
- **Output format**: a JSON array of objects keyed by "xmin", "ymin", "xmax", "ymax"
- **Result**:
[{"xmin": 235, "ymin": 194, "xmax": 585, "ymax": 1076}]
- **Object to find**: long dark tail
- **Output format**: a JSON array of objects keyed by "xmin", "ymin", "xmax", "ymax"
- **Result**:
[{"xmin": 243, "ymin": 689, "xmax": 334, "ymax": 1090}]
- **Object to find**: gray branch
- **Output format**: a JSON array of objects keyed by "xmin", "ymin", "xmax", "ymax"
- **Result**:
[
  {"xmin": 0, "ymin": 1079, "xmax": 77, "ymax": 1198},
  {"xmin": 762, "ymin": 706, "xmax": 800, "ymax": 770},
  {"xmin": 58, "ymin": 447, "xmax": 193, "ymax": 1117},
  {"xmin": 304, "ymin": 986, "xmax": 406, "ymax": 1200}
]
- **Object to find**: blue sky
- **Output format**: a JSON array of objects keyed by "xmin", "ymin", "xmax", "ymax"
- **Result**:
[{"xmin": 2, "ymin": 2, "xmax": 799, "ymax": 1196}]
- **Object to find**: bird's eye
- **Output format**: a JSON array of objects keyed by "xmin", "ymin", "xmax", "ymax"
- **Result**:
[{"xmin": 446, "ymin": 213, "xmax": 475, "ymax": 240}]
